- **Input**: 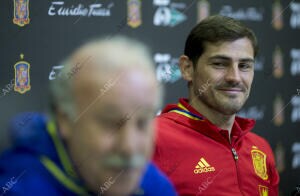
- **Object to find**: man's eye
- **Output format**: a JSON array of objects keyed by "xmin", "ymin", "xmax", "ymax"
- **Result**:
[
  {"xmin": 212, "ymin": 62, "xmax": 226, "ymax": 67},
  {"xmin": 239, "ymin": 63, "xmax": 253, "ymax": 70},
  {"xmin": 97, "ymin": 117, "xmax": 120, "ymax": 129},
  {"xmin": 137, "ymin": 118, "xmax": 151, "ymax": 132}
]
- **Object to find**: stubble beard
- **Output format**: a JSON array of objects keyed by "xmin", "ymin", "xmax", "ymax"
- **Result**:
[{"xmin": 194, "ymin": 86, "xmax": 250, "ymax": 115}]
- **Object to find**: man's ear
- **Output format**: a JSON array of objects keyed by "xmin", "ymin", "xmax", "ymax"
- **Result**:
[
  {"xmin": 179, "ymin": 55, "xmax": 194, "ymax": 82},
  {"xmin": 56, "ymin": 110, "xmax": 73, "ymax": 140}
]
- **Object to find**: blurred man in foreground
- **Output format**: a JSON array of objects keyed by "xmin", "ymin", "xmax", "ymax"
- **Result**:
[
  {"xmin": 153, "ymin": 15, "xmax": 279, "ymax": 195},
  {"xmin": 0, "ymin": 37, "xmax": 176, "ymax": 196}
]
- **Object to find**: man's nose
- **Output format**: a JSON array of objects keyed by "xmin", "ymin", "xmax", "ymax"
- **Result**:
[
  {"xmin": 118, "ymin": 122, "xmax": 139, "ymax": 156},
  {"xmin": 224, "ymin": 64, "xmax": 242, "ymax": 84}
]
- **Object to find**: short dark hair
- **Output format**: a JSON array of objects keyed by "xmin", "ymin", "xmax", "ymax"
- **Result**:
[{"xmin": 184, "ymin": 15, "xmax": 258, "ymax": 65}]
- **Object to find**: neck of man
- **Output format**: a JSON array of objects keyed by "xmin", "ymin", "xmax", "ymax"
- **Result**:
[{"xmin": 188, "ymin": 96, "xmax": 236, "ymax": 139}]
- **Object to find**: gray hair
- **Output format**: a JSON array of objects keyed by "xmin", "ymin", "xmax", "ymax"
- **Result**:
[{"xmin": 49, "ymin": 36, "xmax": 162, "ymax": 120}]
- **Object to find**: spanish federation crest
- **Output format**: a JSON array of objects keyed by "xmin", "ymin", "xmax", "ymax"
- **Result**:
[
  {"xmin": 14, "ymin": 54, "xmax": 31, "ymax": 94},
  {"xmin": 272, "ymin": 0, "xmax": 283, "ymax": 30},
  {"xmin": 251, "ymin": 149, "xmax": 268, "ymax": 180},
  {"xmin": 197, "ymin": 0, "xmax": 210, "ymax": 23},
  {"xmin": 13, "ymin": 0, "xmax": 30, "ymax": 27},
  {"xmin": 127, "ymin": 0, "xmax": 142, "ymax": 28}
]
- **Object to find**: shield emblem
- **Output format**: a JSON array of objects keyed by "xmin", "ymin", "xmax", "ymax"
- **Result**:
[
  {"xmin": 251, "ymin": 149, "xmax": 268, "ymax": 180},
  {"xmin": 127, "ymin": 0, "xmax": 142, "ymax": 28},
  {"xmin": 14, "ymin": 54, "xmax": 31, "ymax": 94},
  {"xmin": 13, "ymin": 0, "xmax": 30, "ymax": 27}
]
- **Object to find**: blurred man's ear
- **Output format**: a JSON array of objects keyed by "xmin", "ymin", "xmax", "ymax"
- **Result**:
[
  {"xmin": 179, "ymin": 55, "xmax": 194, "ymax": 82},
  {"xmin": 56, "ymin": 110, "xmax": 72, "ymax": 140}
]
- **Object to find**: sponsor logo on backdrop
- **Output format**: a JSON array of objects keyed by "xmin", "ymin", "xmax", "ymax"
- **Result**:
[
  {"xmin": 13, "ymin": 0, "xmax": 30, "ymax": 27},
  {"xmin": 273, "ymin": 94, "xmax": 284, "ymax": 126},
  {"xmin": 153, "ymin": 0, "xmax": 187, "ymax": 27},
  {"xmin": 273, "ymin": 46, "xmax": 284, "ymax": 79},
  {"xmin": 291, "ymin": 94, "xmax": 300, "ymax": 123},
  {"xmin": 219, "ymin": 5, "xmax": 263, "ymax": 21},
  {"xmin": 14, "ymin": 54, "xmax": 31, "ymax": 94},
  {"xmin": 290, "ymin": 2, "xmax": 300, "ymax": 29},
  {"xmin": 291, "ymin": 49, "xmax": 300, "ymax": 76},
  {"xmin": 154, "ymin": 53, "xmax": 181, "ymax": 83},
  {"xmin": 275, "ymin": 142, "xmax": 285, "ymax": 173},
  {"xmin": 127, "ymin": 0, "xmax": 142, "ymax": 28},
  {"xmin": 49, "ymin": 65, "xmax": 64, "ymax": 80},
  {"xmin": 254, "ymin": 56, "xmax": 265, "ymax": 71},
  {"xmin": 197, "ymin": 0, "xmax": 210, "ymax": 23},
  {"xmin": 292, "ymin": 142, "xmax": 300, "ymax": 169},
  {"xmin": 238, "ymin": 106, "xmax": 265, "ymax": 120},
  {"xmin": 272, "ymin": 0, "xmax": 283, "ymax": 30},
  {"xmin": 48, "ymin": 1, "xmax": 114, "ymax": 17}
]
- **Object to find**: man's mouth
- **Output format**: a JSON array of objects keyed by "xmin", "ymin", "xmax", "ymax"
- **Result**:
[
  {"xmin": 103, "ymin": 155, "xmax": 146, "ymax": 170},
  {"xmin": 219, "ymin": 88, "xmax": 243, "ymax": 91},
  {"xmin": 217, "ymin": 88, "xmax": 244, "ymax": 95}
]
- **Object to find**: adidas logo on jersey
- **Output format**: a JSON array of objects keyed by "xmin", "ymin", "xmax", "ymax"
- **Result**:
[{"xmin": 194, "ymin": 157, "xmax": 215, "ymax": 174}]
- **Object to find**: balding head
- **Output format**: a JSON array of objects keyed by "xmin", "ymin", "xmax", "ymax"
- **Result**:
[
  {"xmin": 50, "ymin": 36, "xmax": 161, "ymax": 120},
  {"xmin": 49, "ymin": 36, "xmax": 161, "ymax": 195}
]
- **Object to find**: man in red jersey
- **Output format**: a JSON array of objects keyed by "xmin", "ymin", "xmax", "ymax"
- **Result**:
[{"xmin": 153, "ymin": 15, "xmax": 279, "ymax": 196}]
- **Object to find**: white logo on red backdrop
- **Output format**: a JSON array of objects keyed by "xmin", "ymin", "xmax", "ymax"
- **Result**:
[
  {"xmin": 154, "ymin": 53, "xmax": 181, "ymax": 84},
  {"xmin": 290, "ymin": 2, "xmax": 300, "ymax": 29},
  {"xmin": 292, "ymin": 142, "xmax": 300, "ymax": 169},
  {"xmin": 219, "ymin": 5, "xmax": 263, "ymax": 21},
  {"xmin": 290, "ymin": 49, "xmax": 300, "ymax": 76},
  {"xmin": 291, "ymin": 95, "xmax": 300, "ymax": 123},
  {"xmin": 48, "ymin": 1, "xmax": 114, "ymax": 17},
  {"xmin": 238, "ymin": 106, "xmax": 265, "ymax": 120},
  {"xmin": 153, "ymin": 0, "xmax": 187, "ymax": 27},
  {"xmin": 49, "ymin": 65, "xmax": 64, "ymax": 80}
]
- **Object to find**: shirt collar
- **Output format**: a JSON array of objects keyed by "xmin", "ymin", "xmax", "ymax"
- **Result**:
[{"xmin": 162, "ymin": 98, "xmax": 256, "ymax": 145}]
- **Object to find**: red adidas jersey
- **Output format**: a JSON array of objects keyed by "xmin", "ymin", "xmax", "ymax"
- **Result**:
[{"xmin": 153, "ymin": 98, "xmax": 279, "ymax": 196}]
